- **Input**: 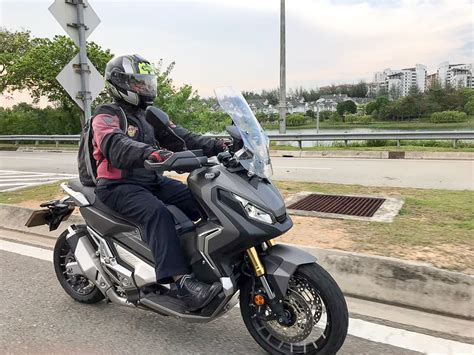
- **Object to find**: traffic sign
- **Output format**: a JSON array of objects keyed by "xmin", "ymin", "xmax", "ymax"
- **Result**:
[
  {"xmin": 56, "ymin": 53, "xmax": 104, "ymax": 111},
  {"xmin": 49, "ymin": 0, "xmax": 100, "ymax": 47}
]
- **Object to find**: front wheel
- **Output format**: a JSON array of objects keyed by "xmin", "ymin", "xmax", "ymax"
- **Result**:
[{"xmin": 240, "ymin": 263, "xmax": 348, "ymax": 354}]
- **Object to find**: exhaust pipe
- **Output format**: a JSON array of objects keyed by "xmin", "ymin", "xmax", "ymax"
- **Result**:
[{"xmin": 65, "ymin": 226, "xmax": 134, "ymax": 308}]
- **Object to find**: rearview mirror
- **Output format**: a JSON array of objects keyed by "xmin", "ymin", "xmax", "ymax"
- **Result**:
[{"xmin": 145, "ymin": 106, "xmax": 170, "ymax": 131}]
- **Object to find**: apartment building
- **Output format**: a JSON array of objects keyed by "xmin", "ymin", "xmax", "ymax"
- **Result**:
[
  {"xmin": 437, "ymin": 62, "xmax": 474, "ymax": 89},
  {"xmin": 373, "ymin": 64, "xmax": 427, "ymax": 97}
]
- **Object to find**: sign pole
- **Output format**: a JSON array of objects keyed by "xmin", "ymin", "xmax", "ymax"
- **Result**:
[{"xmin": 73, "ymin": 0, "xmax": 92, "ymax": 127}]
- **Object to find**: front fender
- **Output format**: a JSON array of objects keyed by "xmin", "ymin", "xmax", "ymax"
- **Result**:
[{"xmin": 262, "ymin": 244, "xmax": 317, "ymax": 298}]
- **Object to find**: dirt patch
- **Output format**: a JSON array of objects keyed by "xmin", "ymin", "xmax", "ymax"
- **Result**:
[{"xmin": 278, "ymin": 216, "xmax": 355, "ymax": 250}]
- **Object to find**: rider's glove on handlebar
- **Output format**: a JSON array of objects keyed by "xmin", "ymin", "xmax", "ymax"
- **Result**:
[
  {"xmin": 215, "ymin": 138, "xmax": 232, "ymax": 152},
  {"xmin": 148, "ymin": 150, "xmax": 173, "ymax": 163}
]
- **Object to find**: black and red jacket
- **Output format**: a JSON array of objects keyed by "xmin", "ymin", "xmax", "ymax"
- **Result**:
[{"xmin": 91, "ymin": 102, "xmax": 222, "ymax": 185}]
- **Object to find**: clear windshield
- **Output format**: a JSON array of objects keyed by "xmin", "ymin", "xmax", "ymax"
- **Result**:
[{"xmin": 215, "ymin": 87, "xmax": 273, "ymax": 179}]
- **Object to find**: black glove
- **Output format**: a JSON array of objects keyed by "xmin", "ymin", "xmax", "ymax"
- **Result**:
[
  {"xmin": 148, "ymin": 149, "xmax": 173, "ymax": 163},
  {"xmin": 215, "ymin": 138, "xmax": 232, "ymax": 153}
]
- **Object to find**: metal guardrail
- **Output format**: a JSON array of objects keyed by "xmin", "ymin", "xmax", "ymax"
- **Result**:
[{"xmin": 0, "ymin": 131, "xmax": 473, "ymax": 148}]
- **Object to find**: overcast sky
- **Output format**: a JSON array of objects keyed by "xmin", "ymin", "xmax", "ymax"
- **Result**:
[{"xmin": 1, "ymin": 0, "xmax": 472, "ymax": 96}]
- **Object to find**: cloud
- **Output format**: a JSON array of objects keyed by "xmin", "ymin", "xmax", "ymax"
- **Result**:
[{"xmin": 2, "ymin": 0, "xmax": 472, "ymax": 95}]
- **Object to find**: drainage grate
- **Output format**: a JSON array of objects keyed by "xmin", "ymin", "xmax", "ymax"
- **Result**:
[{"xmin": 287, "ymin": 194, "xmax": 386, "ymax": 217}]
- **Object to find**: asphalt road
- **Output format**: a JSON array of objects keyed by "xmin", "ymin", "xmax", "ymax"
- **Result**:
[
  {"xmin": 1, "ymin": 235, "xmax": 473, "ymax": 355},
  {"xmin": 1, "ymin": 151, "xmax": 473, "ymax": 190}
]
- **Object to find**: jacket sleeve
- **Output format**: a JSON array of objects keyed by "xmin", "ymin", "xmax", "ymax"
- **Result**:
[
  {"xmin": 165, "ymin": 124, "xmax": 221, "ymax": 158},
  {"xmin": 92, "ymin": 114, "xmax": 155, "ymax": 169}
]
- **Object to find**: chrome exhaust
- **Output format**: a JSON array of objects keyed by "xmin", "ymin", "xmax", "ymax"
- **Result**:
[{"xmin": 65, "ymin": 226, "xmax": 134, "ymax": 308}]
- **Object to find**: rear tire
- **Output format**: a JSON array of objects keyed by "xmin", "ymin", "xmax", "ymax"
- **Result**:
[
  {"xmin": 53, "ymin": 230, "xmax": 104, "ymax": 304},
  {"xmin": 240, "ymin": 263, "xmax": 348, "ymax": 354}
]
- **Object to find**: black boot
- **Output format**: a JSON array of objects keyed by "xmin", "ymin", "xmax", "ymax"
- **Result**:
[{"xmin": 176, "ymin": 275, "xmax": 222, "ymax": 311}]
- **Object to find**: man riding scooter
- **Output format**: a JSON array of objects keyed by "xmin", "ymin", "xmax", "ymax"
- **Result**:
[{"xmin": 91, "ymin": 54, "xmax": 228, "ymax": 310}]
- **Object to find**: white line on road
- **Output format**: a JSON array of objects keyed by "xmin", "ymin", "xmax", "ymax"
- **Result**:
[
  {"xmin": 274, "ymin": 166, "xmax": 332, "ymax": 170},
  {"xmin": 1, "ymin": 239, "xmax": 473, "ymax": 355},
  {"xmin": 348, "ymin": 318, "xmax": 473, "ymax": 355},
  {"xmin": 0, "ymin": 239, "xmax": 52, "ymax": 261},
  {"xmin": 0, "ymin": 170, "xmax": 77, "ymax": 177}
]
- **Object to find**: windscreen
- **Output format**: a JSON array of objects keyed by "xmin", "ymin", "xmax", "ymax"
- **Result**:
[{"xmin": 215, "ymin": 87, "xmax": 273, "ymax": 179}]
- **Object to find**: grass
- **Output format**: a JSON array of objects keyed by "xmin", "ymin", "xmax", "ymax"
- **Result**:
[
  {"xmin": 0, "ymin": 181, "xmax": 66, "ymax": 205},
  {"xmin": 270, "ymin": 141, "xmax": 474, "ymax": 152},
  {"xmin": 263, "ymin": 116, "xmax": 474, "ymax": 130},
  {"xmin": 1, "ymin": 180, "xmax": 473, "ymax": 273},
  {"xmin": 276, "ymin": 181, "xmax": 474, "ymax": 273}
]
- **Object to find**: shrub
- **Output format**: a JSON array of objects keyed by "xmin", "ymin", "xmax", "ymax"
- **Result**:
[
  {"xmin": 464, "ymin": 100, "xmax": 474, "ymax": 115},
  {"xmin": 429, "ymin": 110, "xmax": 468, "ymax": 123},
  {"xmin": 286, "ymin": 113, "xmax": 306, "ymax": 126},
  {"xmin": 344, "ymin": 114, "xmax": 373, "ymax": 124}
]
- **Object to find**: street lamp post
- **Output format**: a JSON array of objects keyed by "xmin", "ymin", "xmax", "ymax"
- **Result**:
[{"xmin": 279, "ymin": 0, "xmax": 287, "ymax": 134}]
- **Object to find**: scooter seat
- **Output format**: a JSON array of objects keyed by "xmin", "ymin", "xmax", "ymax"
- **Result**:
[{"xmin": 67, "ymin": 178, "xmax": 195, "ymax": 234}]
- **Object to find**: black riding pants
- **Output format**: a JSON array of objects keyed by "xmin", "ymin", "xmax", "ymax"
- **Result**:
[{"xmin": 95, "ymin": 176, "xmax": 200, "ymax": 283}]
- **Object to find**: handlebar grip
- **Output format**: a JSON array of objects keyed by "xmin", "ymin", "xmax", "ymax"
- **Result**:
[{"xmin": 144, "ymin": 151, "xmax": 208, "ymax": 172}]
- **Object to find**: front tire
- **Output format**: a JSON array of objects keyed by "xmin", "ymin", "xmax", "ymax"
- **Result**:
[
  {"xmin": 240, "ymin": 263, "xmax": 348, "ymax": 354},
  {"xmin": 53, "ymin": 230, "xmax": 104, "ymax": 304}
]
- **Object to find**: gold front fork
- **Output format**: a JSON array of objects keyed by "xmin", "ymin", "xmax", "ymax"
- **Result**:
[
  {"xmin": 266, "ymin": 239, "xmax": 276, "ymax": 247},
  {"xmin": 246, "ymin": 247, "xmax": 265, "ymax": 277}
]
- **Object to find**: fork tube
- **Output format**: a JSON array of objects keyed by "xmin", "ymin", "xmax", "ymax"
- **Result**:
[{"xmin": 246, "ymin": 247, "xmax": 265, "ymax": 277}]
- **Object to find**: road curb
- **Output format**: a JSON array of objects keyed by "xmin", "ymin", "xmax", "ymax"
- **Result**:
[{"xmin": 0, "ymin": 203, "xmax": 472, "ymax": 319}]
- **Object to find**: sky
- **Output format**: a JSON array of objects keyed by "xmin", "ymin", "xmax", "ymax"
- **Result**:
[{"xmin": 0, "ymin": 0, "xmax": 473, "ymax": 97}]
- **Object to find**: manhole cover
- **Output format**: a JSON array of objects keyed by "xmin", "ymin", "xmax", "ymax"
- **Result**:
[{"xmin": 287, "ymin": 194, "xmax": 386, "ymax": 217}]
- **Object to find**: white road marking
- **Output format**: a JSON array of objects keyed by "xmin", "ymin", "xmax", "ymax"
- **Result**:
[
  {"xmin": 348, "ymin": 318, "xmax": 474, "ymax": 355},
  {"xmin": 0, "ymin": 170, "xmax": 76, "ymax": 192},
  {"xmin": 0, "ymin": 170, "xmax": 76, "ymax": 177},
  {"xmin": 274, "ymin": 166, "xmax": 332, "ymax": 170},
  {"xmin": 1, "ymin": 239, "xmax": 473, "ymax": 354},
  {"xmin": 0, "ymin": 239, "xmax": 52, "ymax": 261}
]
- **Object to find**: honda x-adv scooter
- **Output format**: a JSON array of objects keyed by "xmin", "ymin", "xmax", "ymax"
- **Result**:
[{"xmin": 27, "ymin": 87, "xmax": 348, "ymax": 354}]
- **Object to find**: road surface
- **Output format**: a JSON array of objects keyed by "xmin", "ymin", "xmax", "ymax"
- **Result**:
[
  {"xmin": 0, "ymin": 151, "xmax": 472, "ymax": 190},
  {"xmin": 1, "ymin": 230, "xmax": 472, "ymax": 355}
]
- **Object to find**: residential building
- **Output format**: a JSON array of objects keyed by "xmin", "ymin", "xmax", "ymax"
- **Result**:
[
  {"xmin": 437, "ymin": 62, "xmax": 474, "ymax": 89},
  {"xmin": 426, "ymin": 73, "xmax": 439, "ymax": 89},
  {"xmin": 373, "ymin": 64, "xmax": 427, "ymax": 97}
]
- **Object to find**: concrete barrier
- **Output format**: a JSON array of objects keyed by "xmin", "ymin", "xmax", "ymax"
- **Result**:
[{"xmin": 0, "ymin": 203, "xmax": 472, "ymax": 319}]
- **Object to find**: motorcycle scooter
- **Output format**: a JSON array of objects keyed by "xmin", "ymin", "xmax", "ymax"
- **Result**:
[{"xmin": 26, "ymin": 87, "xmax": 348, "ymax": 354}]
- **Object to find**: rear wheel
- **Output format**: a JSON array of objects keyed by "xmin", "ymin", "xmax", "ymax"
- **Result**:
[
  {"xmin": 53, "ymin": 231, "xmax": 104, "ymax": 304},
  {"xmin": 240, "ymin": 263, "xmax": 348, "ymax": 354}
]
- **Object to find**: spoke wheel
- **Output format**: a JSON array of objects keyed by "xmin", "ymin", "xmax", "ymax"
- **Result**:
[
  {"xmin": 53, "ymin": 230, "xmax": 104, "ymax": 304},
  {"xmin": 240, "ymin": 263, "xmax": 348, "ymax": 354}
]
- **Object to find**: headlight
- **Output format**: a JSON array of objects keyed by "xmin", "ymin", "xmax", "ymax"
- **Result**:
[{"xmin": 233, "ymin": 194, "xmax": 273, "ymax": 224}]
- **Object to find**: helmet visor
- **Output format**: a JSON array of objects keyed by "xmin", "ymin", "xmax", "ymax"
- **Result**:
[{"xmin": 112, "ymin": 71, "xmax": 157, "ymax": 97}]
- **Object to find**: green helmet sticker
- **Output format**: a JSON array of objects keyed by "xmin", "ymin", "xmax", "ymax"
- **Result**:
[{"xmin": 138, "ymin": 62, "xmax": 154, "ymax": 74}]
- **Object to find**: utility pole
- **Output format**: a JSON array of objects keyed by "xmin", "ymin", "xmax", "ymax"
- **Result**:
[{"xmin": 279, "ymin": 0, "xmax": 287, "ymax": 134}]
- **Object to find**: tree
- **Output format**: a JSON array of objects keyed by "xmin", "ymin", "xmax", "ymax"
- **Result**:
[
  {"xmin": 1, "ymin": 28, "xmax": 114, "ymax": 133},
  {"xmin": 349, "ymin": 81, "xmax": 368, "ymax": 97},
  {"xmin": 389, "ymin": 84, "xmax": 401, "ymax": 100},
  {"xmin": 0, "ymin": 28, "xmax": 32, "ymax": 90},
  {"xmin": 153, "ymin": 60, "xmax": 230, "ymax": 133},
  {"xmin": 336, "ymin": 100, "xmax": 357, "ymax": 117}
]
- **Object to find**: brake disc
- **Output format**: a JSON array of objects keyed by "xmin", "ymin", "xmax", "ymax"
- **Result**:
[
  {"xmin": 289, "ymin": 276, "xmax": 323, "ymax": 324},
  {"xmin": 264, "ymin": 289, "xmax": 314, "ymax": 343}
]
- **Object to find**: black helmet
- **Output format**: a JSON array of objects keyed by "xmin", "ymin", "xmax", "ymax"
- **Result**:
[{"xmin": 105, "ymin": 54, "xmax": 157, "ymax": 108}]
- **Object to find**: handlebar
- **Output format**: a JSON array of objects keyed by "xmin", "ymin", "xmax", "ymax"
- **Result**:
[{"xmin": 144, "ymin": 150, "xmax": 209, "ymax": 173}]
